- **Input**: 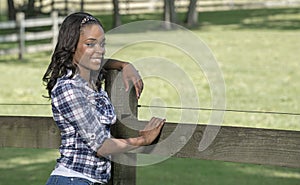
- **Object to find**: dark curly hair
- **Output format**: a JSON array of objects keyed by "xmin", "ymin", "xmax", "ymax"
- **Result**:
[{"xmin": 42, "ymin": 12, "xmax": 104, "ymax": 98}]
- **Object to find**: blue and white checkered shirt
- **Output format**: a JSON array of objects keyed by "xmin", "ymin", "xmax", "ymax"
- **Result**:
[{"xmin": 51, "ymin": 71, "xmax": 116, "ymax": 183}]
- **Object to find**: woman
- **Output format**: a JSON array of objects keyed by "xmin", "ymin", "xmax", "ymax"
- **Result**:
[{"xmin": 43, "ymin": 12, "xmax": 165, "ymax": 185}]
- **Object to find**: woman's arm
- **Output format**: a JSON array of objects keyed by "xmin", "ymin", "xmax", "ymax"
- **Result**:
[
  {"xmin": 97, "ymin": 117, "xmax": 165, "ymax": 157},
  {"xmin": 103, "ymin": 59, "xmax": 143, "ymax": 99},
  {"xmin": 103, "ymin": 58, "xmax": 129, "ymax": 71}
]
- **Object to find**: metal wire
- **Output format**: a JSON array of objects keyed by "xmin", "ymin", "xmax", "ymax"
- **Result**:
[
  {"xmin": 138, "ymin": 104, "xmax": 300, "ymax": 116},
  {"xmin": 0, "ymin": 103, "xmax": 50, "ymax": 106},
  {"xmin": 1, "ymin": 103, "xmax": 299, "ymax": 116}
]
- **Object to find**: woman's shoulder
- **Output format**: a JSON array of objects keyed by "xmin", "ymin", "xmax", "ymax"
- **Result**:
[{"xmin": 52, "ymin": 75, "xmax": 86, "ymax": 93}]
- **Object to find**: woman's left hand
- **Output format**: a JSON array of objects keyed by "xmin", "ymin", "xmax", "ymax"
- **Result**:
[{"xmin": 122, "ymin": 63, "xmax": 144, "ymax": 99}]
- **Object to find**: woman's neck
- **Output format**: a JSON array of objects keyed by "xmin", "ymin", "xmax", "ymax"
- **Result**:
[{"xmin": 78, "ymin": 69, "xmax": 100, "ymax": 91}]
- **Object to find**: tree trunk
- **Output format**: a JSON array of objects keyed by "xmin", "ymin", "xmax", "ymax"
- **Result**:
[
  {"xmin": 163, "ymin": 0, "xmax": 176, "ymax": 29},
  {"xmin": 80, "ymin": 0, "xmax": 84, "ymax": 12},
  {"xmin": 7, "ymin": 0, "xmax": 16, "ymax": 20},
  {"xmin": 27, "ymin": 0, "xmax": 35, "ymax": 17},
  {"xmin": 112, "ymin": 0, "xmax": 121, "ymax": 28},
  {"xmin": 185, "ymin": 0, "xmax": 199, "ymax": 27},
  {"xmin": 163, "ymin": 0, "xmax": 176, "ymax": 22},
  {"xmin": 64, "ymin": 0, "xmax": 68, "ymax": 15}
]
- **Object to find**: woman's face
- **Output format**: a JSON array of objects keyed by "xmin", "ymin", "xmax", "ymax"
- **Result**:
[{"xmin": 73, "ymin": 24, "xmax": 105, "ymax": 77}]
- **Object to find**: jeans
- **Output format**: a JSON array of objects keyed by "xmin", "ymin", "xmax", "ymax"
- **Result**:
[{"xmin": 45, "ymin": 175, "xmax": 104, "ymax": 185}]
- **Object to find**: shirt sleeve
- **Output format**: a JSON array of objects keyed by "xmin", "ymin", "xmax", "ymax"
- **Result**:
[{"xmin": 52, "ymin": 81, "xmax": 111, "ymax": 152}]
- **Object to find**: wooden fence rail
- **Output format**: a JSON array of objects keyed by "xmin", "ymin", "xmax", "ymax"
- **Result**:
[
  {"xmin": 0, "ymin": 11, "xmax": 63, "ymax": 60},
  {"xmin": 1, "ymin": 115, "xmax": 300, "ymax": 169},
  {"xmin": 36, "ymin": 0, "xmax": 300, "ymax": 15},
  {"xmin": 0, "ymin": 70, "xmax": 300, "ymax": 184},
  {"xmin": 1, "ymin": 1, "xmax": 300, "ymax": 59}
]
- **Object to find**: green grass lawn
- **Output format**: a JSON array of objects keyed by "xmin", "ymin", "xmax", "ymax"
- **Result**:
[
  {"xmin": 0, "ymin": 148, "xmax": 299, "ymax": 185},
  {"xmin": 0, "ymin": 7, "xmax": 300, "ymax": 185}
]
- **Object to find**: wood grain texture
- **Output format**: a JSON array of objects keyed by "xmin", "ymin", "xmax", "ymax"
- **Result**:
[
  {"xmin": 106, "ymin": 70, "xmax": 138, "ymax": 185},
  {"xmin": 136, "ymin": 121, "xmax": 300, "ymax": 168},
  {"xmin": 0, "ymin": 116, "xmax": 60, "ymax": 148},
  {"xmin": 0, "ymin": 116, "xmax": 299, "ymax": 168}
]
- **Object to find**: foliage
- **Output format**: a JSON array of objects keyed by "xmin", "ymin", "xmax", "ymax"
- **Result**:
[{"xmin": 0, "ymin": 8, "xmax": 300, "ymax": 185}]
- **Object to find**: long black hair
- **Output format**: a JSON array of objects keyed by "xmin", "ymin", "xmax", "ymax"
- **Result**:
[{"xmin": 42, "ymin": 12, "xmax": 103, "ymax": 98}]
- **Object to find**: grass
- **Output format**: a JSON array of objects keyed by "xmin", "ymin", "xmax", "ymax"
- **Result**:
[
  {"xmin": 137, "ymin": 156, "xmax": 300, "ymax": 185},
  {"xmin": 0, "ymin": 148, "xmax": 299, "ymax": 185},
  {"xmin": 0, "ymin": 7, "xmax": 300, "ymax": 185}
]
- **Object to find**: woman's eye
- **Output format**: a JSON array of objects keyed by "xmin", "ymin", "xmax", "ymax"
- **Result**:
[
  {"xmin": 86, "ymin": 42, "xmax": 105, "ymax": 48},
  {"xmin": 86, "ymin": 43, "xmax": 96, "ymax": 47},
  {"xmin": 100, "ymin": 42, "xmax": 106, "ymax": 48}
]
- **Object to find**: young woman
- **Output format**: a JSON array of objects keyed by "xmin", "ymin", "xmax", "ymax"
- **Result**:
[{"xmin": 43, "ymin": 12, "xmax": 165, "ymax": 185}]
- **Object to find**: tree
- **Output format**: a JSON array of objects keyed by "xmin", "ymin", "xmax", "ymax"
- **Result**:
[
  {"xmin": 112, "ymin": 0, "xmax": 121, "ymax": 27},
  {"xmin": 27, "ymin": 0, "xmax": 36, "ymax": 17},
  {"xmin": 163, "ymin": 0, "xmax": 177, "ymax": 29},
  {"xmin": 185, "ymin": 0, "xmax": 199, "ymax": 27},
  {"xmin": 7, "ymin": 0, "xmax": 16, "ymax": 20},
  {"xmin": 163, "ymin": 0, "xmax": 176, "ymax": 23}
]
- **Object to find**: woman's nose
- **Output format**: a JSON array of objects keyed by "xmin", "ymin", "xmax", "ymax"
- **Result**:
[{"xmin": 96, "ymin": 44, "xmax": 105, "ymax": 54}]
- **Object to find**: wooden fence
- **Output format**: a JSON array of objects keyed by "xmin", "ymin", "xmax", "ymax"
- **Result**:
[
  {"xmin": 35, "ymin": 0, "xmax": 300, "ymax": 15},
  {"xmin": 1, "ymin": 1, "xmax": 300, "ymax": 59},
  {"xmin": 0, "ymin": 70, "xmax": 299, "ymax": 185},
  {"xmin": 0, "ymin": 11, "xmax": 63, "ymax": 60}
]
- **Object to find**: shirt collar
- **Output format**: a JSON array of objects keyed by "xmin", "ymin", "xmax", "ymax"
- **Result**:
[{"xmin": 66, "ymin": 69, "xmax": 89, "ymax": 86}]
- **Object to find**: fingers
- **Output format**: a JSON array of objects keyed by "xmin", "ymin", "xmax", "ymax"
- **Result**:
[
  {"xmin": 144, "ymin": 117, "xmax": 165, "ymax": 131},
  {"xmin": 122, "ymin": 63, "xmax": 144, "ymax": 99},
  {"xmin": 122, "ymin": 77, "xmax": 130, "ymax": 92},
  {"xmin": 134, "ymin": 79, "xmax": 144, "ymax": 99},
  {"xmin": 153, "ymin": 117, "xmax": 165, "ymax": 128},
  {"xmin": 139, "ymin": 117, "xmax": 165, "ymax": 145},
  {"xmin": 157, "ymin": 118, "xmax": 165, "ymax": 129}
]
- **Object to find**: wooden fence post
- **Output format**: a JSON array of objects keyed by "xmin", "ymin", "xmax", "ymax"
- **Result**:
[
  {"xmin": 16, "ymin": 12, "xmax": 25, "ymax": 60},
  {"xmin": 51, "ymin": 11, "xmax": 58, "ymax": 50},
  {"xmin": 105, "ymin": 70, "xmax": 137, "ymax": 185}
]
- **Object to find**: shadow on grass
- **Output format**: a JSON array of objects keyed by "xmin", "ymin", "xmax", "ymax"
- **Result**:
[
  {"xmin": 197, "ymin": 7, "xmax": 300, "ymax": 30},
  {"xmin": 97, "ymin": 7, "xmax": 300, "ymax": 31},
  {"xmin": 0, "ymin": 8, "xmax": 299, "ymax": 63},
  {"xmin": 0, "ymin": 147, "xmax": 57, "ymax": 185},
  {"xmin": 1, "ymin": 148, "xmax": 299, "ymax": 185},
  {"xmin": 0, "ymin": 51, "xmax": 51, "ymax": 65},
  {"xmin": 0, "ymin": 161, "xmax": 55, "ymax": 185}
]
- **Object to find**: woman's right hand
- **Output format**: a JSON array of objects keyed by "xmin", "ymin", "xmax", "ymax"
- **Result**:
[
  {"xmin": 97, "ymin": 117, "xmax": 165, "ymax": 157},
  {"xmin": 139, "ymin": 117, "xmax": 165, "ymax": 145}
]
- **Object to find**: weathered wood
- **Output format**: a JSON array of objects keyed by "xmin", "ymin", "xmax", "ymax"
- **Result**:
[
  {"xmin": 0, "ymin": 12, "xmax": 63, "ymax": 58},
  {"xmin": 0, "ymin": 116, "xmax": 60, "ymax": 149},
  {"xmin": 0, "ymin": 116, "xmax": 299, "ymax": 168},
  {"xmin": 105, "ymin": 70, "xmax": 138, "ymax": 185},
  {"xmin": 134, "ymin": 120, "xmax": 300, "ymax": 168},
  {"xmin": 0, "ymin": 33, "xmax": 18, "ymax": 42},
  {"xmin": 0, "ymin": 21, "xmax": 16, "ymax": 29}
]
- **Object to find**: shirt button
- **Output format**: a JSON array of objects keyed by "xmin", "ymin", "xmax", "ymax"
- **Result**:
[{"xmin": 91, "ymin": 134, "xmax": 96, "ymax": 139}]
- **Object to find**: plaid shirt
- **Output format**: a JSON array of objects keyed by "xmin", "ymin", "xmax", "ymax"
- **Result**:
[{"xmin": 51, "ymin": 71, "xmax": 116, "ymax": 183}]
